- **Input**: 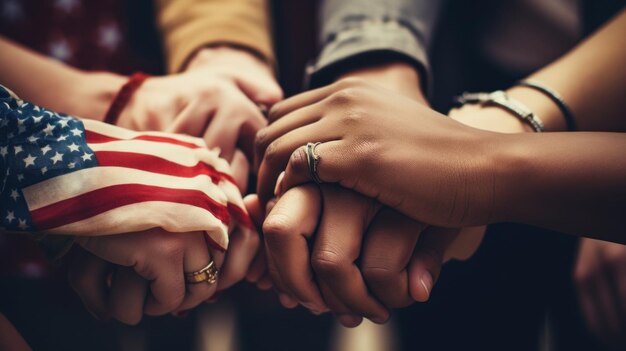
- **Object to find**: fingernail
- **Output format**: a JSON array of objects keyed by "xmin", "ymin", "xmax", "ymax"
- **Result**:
[
  {"xmin": 337, "ymin": 315, "xmax": 361, "ymax": 328},
  {"xmin": 278, "ymin": 293, "xmax": 297, "ymax": 307},
  {"xmin": 274, "ymin": 171, "xmax": 285, "ymax": 197},
  {"xmin": 420, "ymin": 272, "xmax": 433, "ymax": 301},
  {"xmin": 302, "ymin": 302, "xmax": 328, "ymax": 314},
  {"xmin": 173, "ymin": 310, "xmax": 190, "ymax": 318},
  {"xmin": 371, "ymin": 315, "xmax": 389, "ymax": 324}
]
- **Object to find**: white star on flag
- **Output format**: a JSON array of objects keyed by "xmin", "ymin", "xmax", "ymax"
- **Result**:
[
  {"xmin": 41, "ymin": 145, "xmax": 52, "ymax": 155},
  {"xmin": 50, "ymin": 152, "xmax": 64, "ymax": 164},
  {"xmin": 81, "ymin": 152, "xmax": 93, "ymax": 161},
  {"xmin": 18, "ymin": 219, "xmax": 28, "ymax": 230},
  {"xmin": 6, "ymin": 211, "xmax": 16, "ymax": 223},
  {"xmin": 23, "ymin": 154, "xmax": 37, "ymax": 167},
  {"xmin": 10, "ymin": 189, "xmax": 20, "ymax": 201},
  {"xmin": 14, "ymin": 145, "xmax": 23, "ymax": 154},
  {"xmin": 58, "ymin": 119, "xmax": 70, "ymax": 128},
  {"xmin": 70, "ymin": 128, "xmax": 83, "ymax": 136},
  {"xmin": 43, "ymin": 123, "xmax": 56, "ymax": 136},
  {"xmin": 67, "ymin": 143, "xmax": 80, "ymax": 152}
]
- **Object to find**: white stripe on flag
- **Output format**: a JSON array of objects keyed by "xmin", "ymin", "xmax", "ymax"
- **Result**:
[
  {"xmin": 83, "ymin": 119, "xmax": 207, "ymax": 147},
  {"xmin": 43, "ymin": 201, "xmax": 230, "ymax": 249},
  {"xmin": 23, "ymin": 166, "xmax": 229, "ymax": 211}
]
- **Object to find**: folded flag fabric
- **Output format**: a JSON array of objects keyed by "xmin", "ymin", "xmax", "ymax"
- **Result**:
[{"xmin": 0, "ymin": 85, "xmax": 250, "ymax": 251}]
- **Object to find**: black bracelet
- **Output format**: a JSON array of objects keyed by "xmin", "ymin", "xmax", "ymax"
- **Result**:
[{"xmin": 516, "ymin": 80, "xmax": 577, "ymax": 131}]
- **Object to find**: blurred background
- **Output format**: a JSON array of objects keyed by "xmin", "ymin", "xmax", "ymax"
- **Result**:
[{"xmin": 1, "ymin": 0, "xmax": 624, "ymax": 350}]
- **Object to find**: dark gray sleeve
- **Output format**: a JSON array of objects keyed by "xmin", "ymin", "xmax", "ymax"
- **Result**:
[{"xmin": 307, "ymin": 0, "xmax": 443, "ymax": 91}]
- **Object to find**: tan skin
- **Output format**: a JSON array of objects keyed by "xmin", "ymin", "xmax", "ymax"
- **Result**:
[
  {"xmin": 248, "ymin": 63, "xmax": 476, "ymax": 327},
  {"xmin": 254, "ymin": 9, "xmax": 626, "ymax": 328},
  {"xmin": 257, "ymin": 9, "xmax": 626, "ymax": 241}
]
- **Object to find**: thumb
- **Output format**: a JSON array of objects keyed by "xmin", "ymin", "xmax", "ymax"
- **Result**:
[{"xmin": 408, "ymin": 227, "xmax": 460, "ymax": 302}]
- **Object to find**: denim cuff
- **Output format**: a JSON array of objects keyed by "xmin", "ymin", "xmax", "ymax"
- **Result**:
[{"xmin": 307, "ymin": 20, "xmax": 431, "ymax": 93}]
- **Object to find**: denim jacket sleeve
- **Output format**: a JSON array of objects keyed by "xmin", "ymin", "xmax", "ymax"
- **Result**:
[{"xmin": 307, "ymin": 0, "xmax": 443, "ymax": 92}]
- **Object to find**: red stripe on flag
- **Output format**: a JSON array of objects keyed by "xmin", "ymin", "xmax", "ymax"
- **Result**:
[
  {"xmin": 86, "ymin": 130, "xmax": 201, "ymax": 149},
  {"xmin": 227, "ymin": 203, "xmax": 254, "ymax": 230},
  {"xmin": 30, "ymin": 184, "xmax": 231, "ymax": 231},
  {"xmin": 95, "ymin": 151, "xmax": 236, "ymax": 185}
]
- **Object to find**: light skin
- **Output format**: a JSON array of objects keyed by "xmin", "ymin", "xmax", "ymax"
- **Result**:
[
  {"xmin": 68, "ymin": 199, "xmax": 260, "ymax": 325},
  {"xmin": 0, "ymin": 38, "xmax": 282, "ymax": 191}
]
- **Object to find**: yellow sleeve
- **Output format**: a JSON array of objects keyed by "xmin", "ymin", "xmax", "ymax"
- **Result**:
[{"xmin": 156, "ymin": 0, "xmax": 274, "ymax": 73}]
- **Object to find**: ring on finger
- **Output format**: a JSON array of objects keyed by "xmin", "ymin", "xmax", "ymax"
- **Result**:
[
  {"xmin": 306, "ymin": 142, "xmax": 322, "ymax": 184},
  {"xmin": 185, "ymin": 260, "xmax": 218, "ymax": 285}
]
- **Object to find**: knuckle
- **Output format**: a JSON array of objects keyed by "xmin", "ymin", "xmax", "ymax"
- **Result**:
[
  {"xmin": 268, "ymin": 103, "xmax": 283, "ymax": 121},
  {"xmin": 339, "ymin": 107, "xmax": 366, "ymax": 127},
  {"xmin": 288, "ymin": 146, "xmax": 309, "ymax": 171},
  {"xmin": 361, "ymin": 259, "xmax": 397, "ymax": 285},
  {"xmin": 263, "ymin": 140, "xmax": 283, "ymax": 166},
  {"xmin": 311, "ymin": 249, "xmax": 344, "ymax": 277},
  {"xmin": 255, "ymin": 128, "xmax": 269, "ymax": 151},
  {"xmin": 328, "ymin": 88, "xmax": 359, "ymax": 106},
  {"xmin": 263, "ymin": 213, "xmax": 293, "ymax": 241},
  {"xmin": 154, "ymin": 237, "xmax": 185, "ymax": 260}
]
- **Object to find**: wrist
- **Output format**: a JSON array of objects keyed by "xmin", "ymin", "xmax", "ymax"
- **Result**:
[
  {"xmin": 185, "ymin": 46, "xmax": 270, "ymax": 72},
  {"xmin": 337, "ymin": 62, "xmax": 428, "ymax": 104},
  {"xmin": 505, "ymin": 86, "xmax": 566, "ymax": 131},
  {"xmin": 488, "ymin": 132, "xmax": 537, "ymax": 224},
  {"xmin": 69, "ymin": 71, "xmax": 126, "ymax": 121}
]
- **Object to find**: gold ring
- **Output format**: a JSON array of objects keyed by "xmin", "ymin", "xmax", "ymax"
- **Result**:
[
  {"xmin": 185, "ymin": 260, "xmax": 218, "ymax": 285},
  {"xmin": 306, "ymin": 142, "xmax": 322, "ymax": 184}
]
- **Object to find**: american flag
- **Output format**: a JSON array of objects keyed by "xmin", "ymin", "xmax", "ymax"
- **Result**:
[{"xmin": 0, "ymin": 85, "xmax": 250, "ymax": 251}]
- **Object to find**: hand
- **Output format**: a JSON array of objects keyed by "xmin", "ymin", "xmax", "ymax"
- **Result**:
[
  {"xmin": 117, "ymin": 47, "xmax": 282, "ymax": 162},
  {"xmin": 69, "ymin": 224, "xmax": 260, "ymax": 324},
  {"xmin": 261, "ymin": 184, "xmax": 455, "ymax": 327},
  {"xmin": 255, "ymin": 78, "xmax": 500, "ymax": 228},
  {"xmin": 69, "ymin": 229, "xmax": 219, "ymax": 323},
  {"xmin": 575, "ymin": 238, "xmax": 626, "ymax": 349}
]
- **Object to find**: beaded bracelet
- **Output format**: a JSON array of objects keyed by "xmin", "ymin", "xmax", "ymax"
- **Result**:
[{"xmin": 103, "ymin": 72, "xmax": 150, "ymax": 125}]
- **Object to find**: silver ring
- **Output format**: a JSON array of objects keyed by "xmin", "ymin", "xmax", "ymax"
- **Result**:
[{"xmin": 306, "ymin": 142, "xmax": 322, "ymax": 184}]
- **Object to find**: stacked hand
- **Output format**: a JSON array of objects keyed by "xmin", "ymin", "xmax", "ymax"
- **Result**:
[
  {"xmin": 247, "ymin": 64, "xmax": 490, "ymax": 327},
  {"xmin": 77, "ymin": 46, "xmax": 283, "ymax": 191}
]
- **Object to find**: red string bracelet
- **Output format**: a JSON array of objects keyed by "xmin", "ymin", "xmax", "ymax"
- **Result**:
[{"xmin": 103, "ymin": 72, "xmax": 150, "ymax": 125}]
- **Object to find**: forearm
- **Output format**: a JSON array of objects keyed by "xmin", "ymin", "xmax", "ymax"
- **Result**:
[
  {"xmin": 510, "ymin": 9, "xmax": 626, "ymax": 132},
  {"xmin": 0, "ymin": 37, "xmax": 123, "ymax": 120},
  {"xmin": 495, "ymin": 132, "xmax": 626, "ymax": 241}
]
